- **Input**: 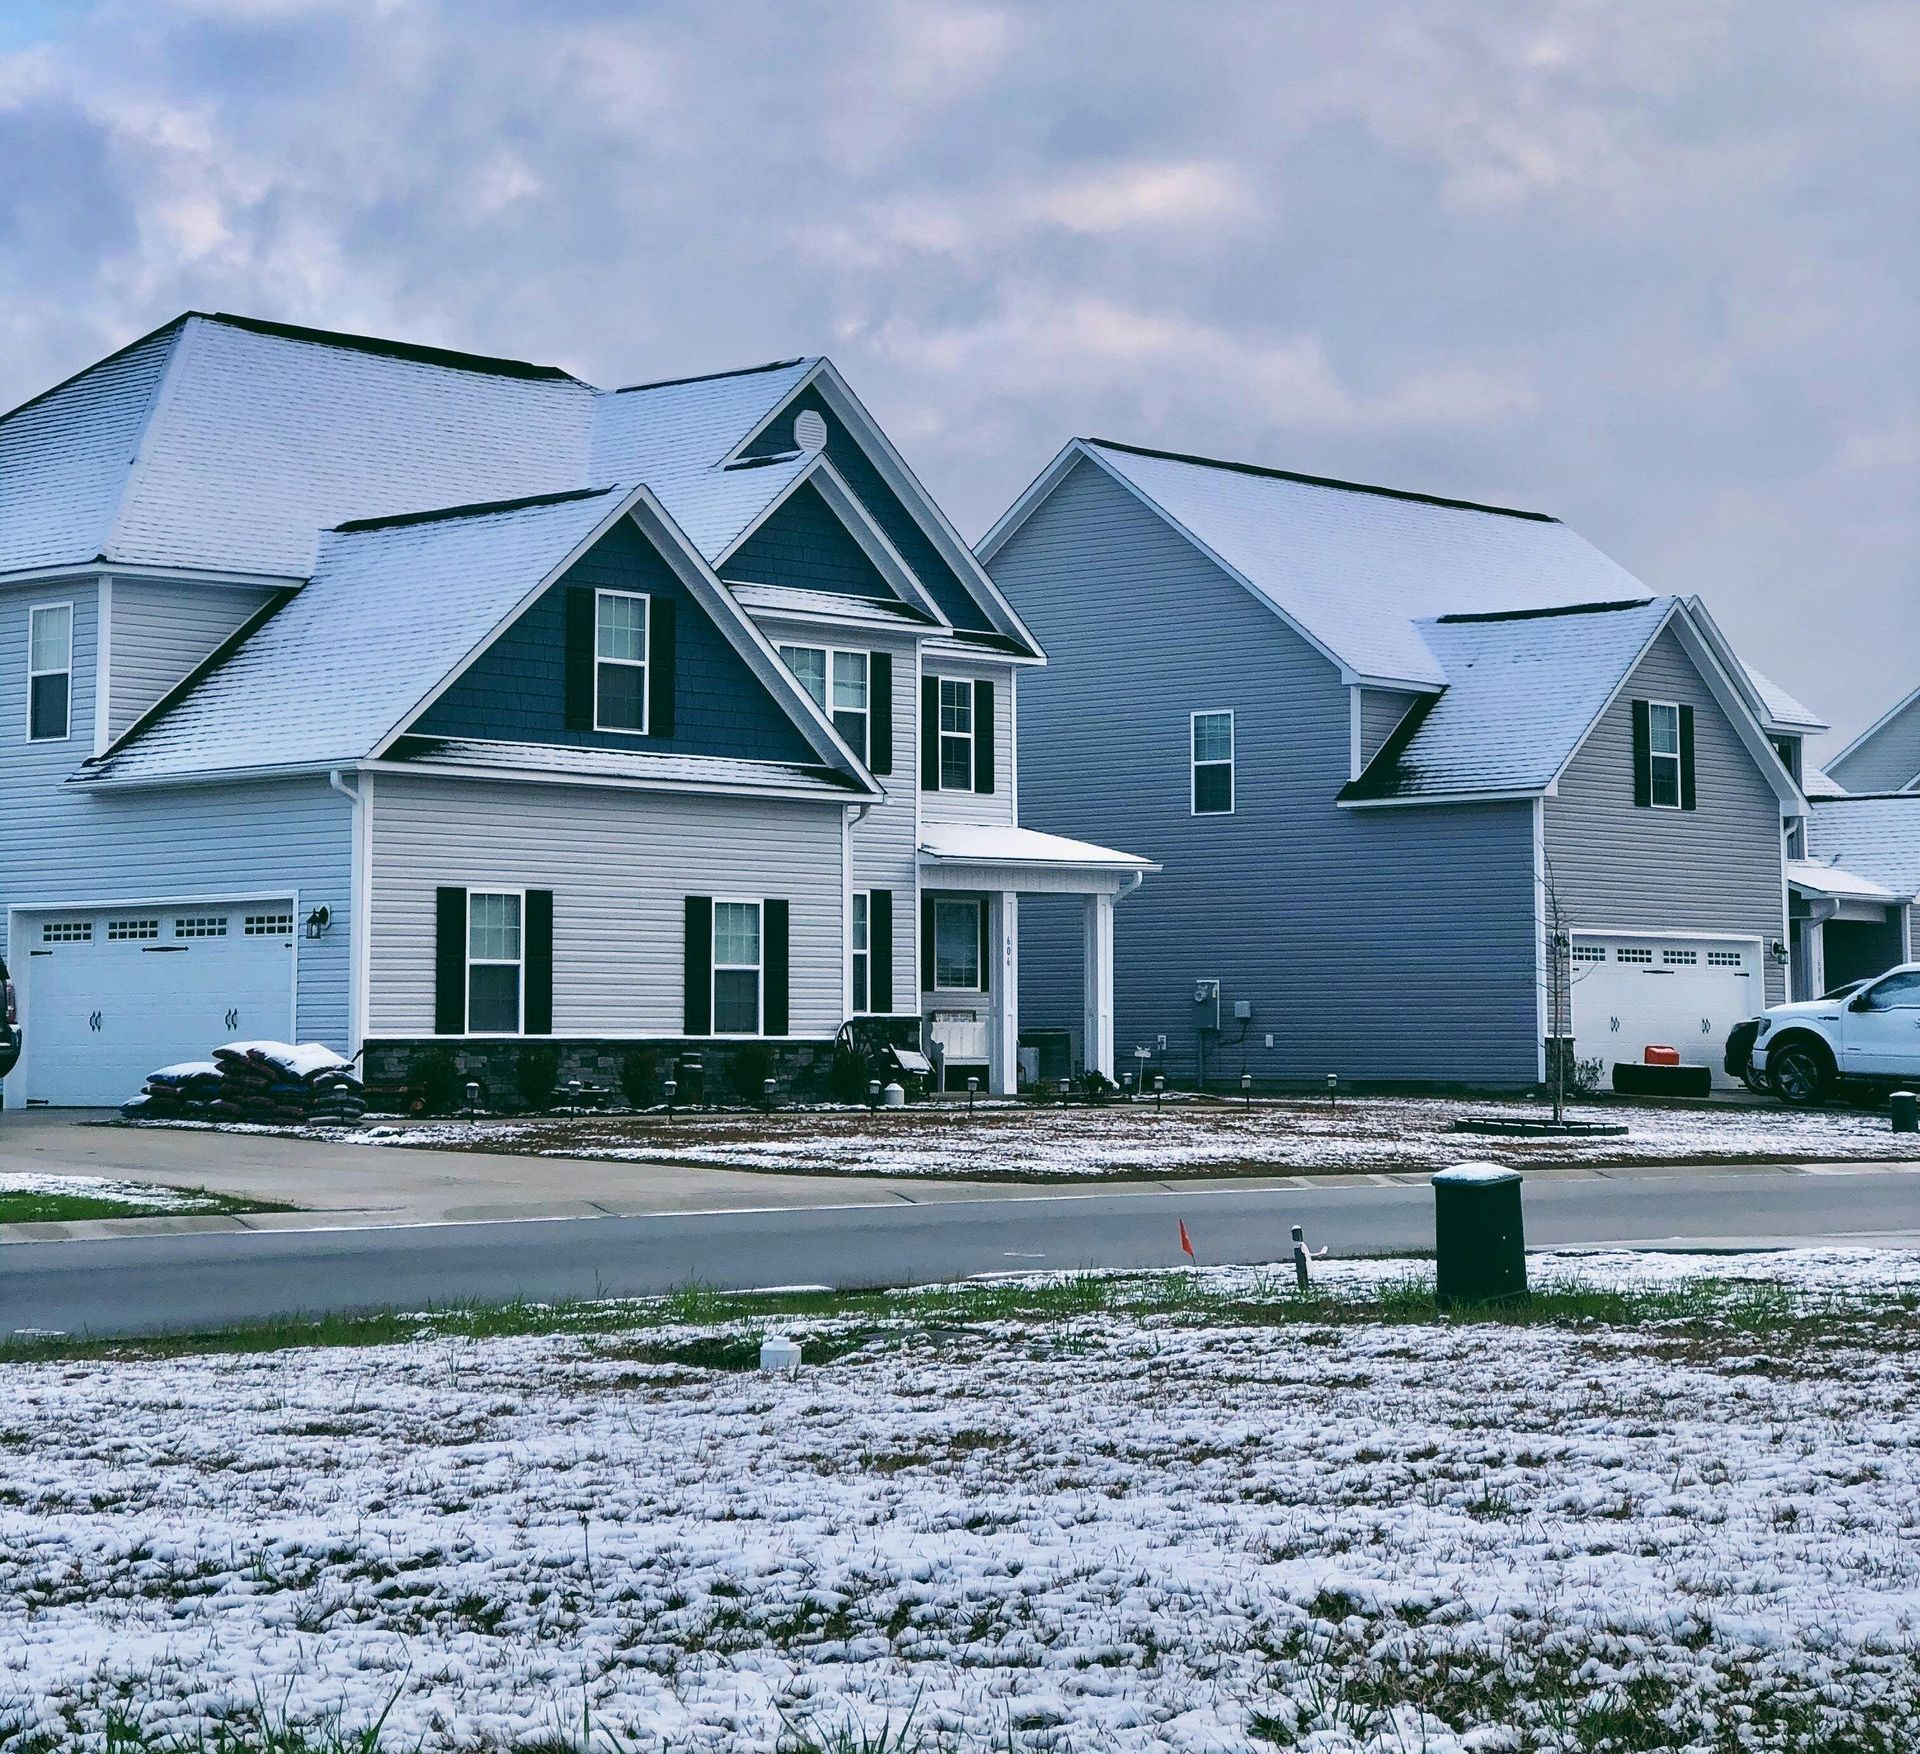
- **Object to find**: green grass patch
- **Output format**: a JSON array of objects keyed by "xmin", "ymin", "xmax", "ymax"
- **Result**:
[
  {"xmin": 0, "ymin": 1186, "xmax": 284, "ymax": 1225},
  {"xmin": 0, "ymin": 1258, "xmax": 1906, "ymax": 1368}
]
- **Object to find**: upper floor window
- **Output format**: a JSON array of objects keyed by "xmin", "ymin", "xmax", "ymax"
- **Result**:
[
  {"xmin": 1192, "ymin": 710, "xmax": 1234, "ymax": 814},
  {"xmin": 467, "ymin": 891, "xmax": 523, "ymax": 1034},
  {"xmin": 939, "ymin": 679, "xmax": 974, "ymax": 791},
  {"xmin": 594, "ymin": 590, "xmax": 649, "ymax": 733},
  {"xmin": 1647, "ymin": 701, "xmax": 1682, "ymax": 808},
  {"xmin": 779, "ymin": 644, "xmax": 870, "ymax": 762},
  {"xmin": 27, "ymin": 603, "xmax": 72, "ymax": 742}
]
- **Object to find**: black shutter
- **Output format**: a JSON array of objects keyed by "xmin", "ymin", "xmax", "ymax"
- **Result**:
[
  {"xmin": 1631, "ymin": 699, "xmax": 1652, "ymax": 808},
  {"xmin": 921, "ymin": 893, "xmax": 936, "ymax": 991},
  {"xmin": 524, "ymin": 890, "xmax": 554, "ymax": 1035},
  {"xmin": 565, "ymin": 588, "xmax": 596, "ymax": 730},
  {"xmin": 973, "ymin": 678, "xmax": 996, "ymax": 794},
  {"xmin": 1679, "ymin": 705, "xmax": 1696, "ymax": 811},
  {"xmin": 870, "ymin": 888, "xmax": 893, "ymax": 1014},
  {"xmin": 434, "ymin": 887, "xmax": 467, "ymax": 1035},
  {"xmin": 869, "ymin": 651, "xmax": 893, "ymax": 775},
  {"xmin": 977, "ymin": 898, "xmax": 991, "ymax": 994},
  {"xmin": 921, "ymin": 675, "xmax": 941, "ymax": 790},
  {"xmin": 763, "ymin": 899, "xmax": 790, "ymax": 1035},
  {"xmin": 684, "ymin": 896, "xmax": 713, "ymax": 1035},
  {"xmin": 648, "ymin": 596, "xmax": 676, "ymax": 737}
]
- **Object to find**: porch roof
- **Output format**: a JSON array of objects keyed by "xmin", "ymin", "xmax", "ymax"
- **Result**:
[
  {"xmin": 917, "ymin": 822, "xmax": 1159, "ymax": 893},
  {"xmin": 1786, "ymin": 858, "xmax": 1901, "ymax": 903}
]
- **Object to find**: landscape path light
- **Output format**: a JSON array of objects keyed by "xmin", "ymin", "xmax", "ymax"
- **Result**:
[
  {"xmin": 1154, "ymin": 1072, "xmax": 1165, "ymax": 1112},
  {"xmin": 1241, "ymin": 1071, "xmax": 1252, "ymax": 1109},
  {"xmin": 763, "ymin": 1076, "xmax": 776, "ymax": 1114},
  {"xmin": 1326, "ymin": 1072, "xmax": 1339, "ymax": 1111},
  {"xmin": 966, "ymin": 1074, "xmax": 978, "ymax": 1114},
  {"xmin": 663, "ymin": 1077, "xmax": 677, "ymax": 1123},
  {"xmin": 868, "ymin": 1078, "xmax": 881, "ymax": 1112}
]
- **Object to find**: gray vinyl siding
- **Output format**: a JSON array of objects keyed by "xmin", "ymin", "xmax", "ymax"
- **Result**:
[
  {"xmin": 921, "ymin": 657, "xmax": 1017, "ymax": 827},
  {"xmin": 366, "ymin": 775, "xmax": 847, "ymax": 1038},
  {"xmin": 1359, "ymin": 687, "xmax": 1422, "ymax": 768},
  {"xmin": 1545, "ymin": 625, "xmax": 1788, "ymax": 1006},
  {"xmin": 1829, "ymin": 699, "xmax": 1920, "ymax": 793},
  {"xmin": 996, "ymin": 458, "xmax": 1539, "ymax": 1085},
  {"xmin": 727, "ymin": 482, "xmax": 897, "ymax": 600},
  {"xmin": 0, "ymin": 581, "xmax": 351, "ymax": 1052},
  {"xmin": 108, "ymin": 579, "xmax": 279, "ymax": 739}
]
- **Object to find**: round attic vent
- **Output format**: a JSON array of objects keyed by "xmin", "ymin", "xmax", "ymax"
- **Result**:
[{"xmin": 794, "ymin": 409, "xmax": 829, "ymax": 454}]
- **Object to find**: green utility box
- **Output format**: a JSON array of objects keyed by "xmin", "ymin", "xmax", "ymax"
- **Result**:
[{"xmin": 1432, "ymin": 1163, "xmax": 1528, "ymax": 1307}]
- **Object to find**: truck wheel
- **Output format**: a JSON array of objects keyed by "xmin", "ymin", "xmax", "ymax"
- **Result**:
[{"xmin": 1769, "ymin": 1038, "xmax": 1833, "ymax": 1106}]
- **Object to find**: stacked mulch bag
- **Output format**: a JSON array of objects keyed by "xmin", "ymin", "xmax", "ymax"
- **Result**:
[{"xmin": 121, "ymin": 1041, "xmax": 367, "ymax": 1127}]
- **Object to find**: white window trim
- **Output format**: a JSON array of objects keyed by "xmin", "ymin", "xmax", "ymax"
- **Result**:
[
  {"xmin": 712, "ymin": 895, "xmax": 766, "ymax": 1037},
  {"xmin": 932, "ymin": 895, "xmax": 984, "ymax": 993},
  {"xmin": 779, "ymin": 642, "xmax": 871, "ymax": 763},
  {"xmin": 466, "ymin": 886, "xmax": 526, "ymax": 1037},
  {"xmin": 850, "ymin": 888, "xmax": 871, "ymax": 1015},
  {"xmin": 1647, "ymin": 699, "xmax": 1684, "ymax": 810},
  {"xmin": 592, "ymin": 588, "xmax": 651, "ymax": 737},
  {"xmin": 937, "ymin": 676, "xmax": 975, "ymax": 793},
  {"xmin": 26, "ymin": 601, "xmax": 74, "ymax": 743},
  {"xmin": 1190, "ymin": 708, "xmax": 1235, "ymax": 816}
]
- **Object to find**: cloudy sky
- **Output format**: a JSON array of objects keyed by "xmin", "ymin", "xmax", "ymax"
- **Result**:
[{"xmin": 2, "ymin": 0, "xmax": 1913, "ymax": 750}]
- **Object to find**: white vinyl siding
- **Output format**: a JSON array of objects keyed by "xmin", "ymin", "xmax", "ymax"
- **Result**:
[
  {"xmin": 366, "ymin": 776, "xmax": 845, "ymax": 1038},
  {"xmin": 920, "ymin": 658, "xmax": 1016, "ymax": 828},
  {"xmin": 107, "ymin": 580, "xmax": 279, "ymax": 739}
]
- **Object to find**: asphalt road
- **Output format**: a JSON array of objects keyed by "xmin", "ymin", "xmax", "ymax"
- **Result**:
[{"xmin": 5, "ymin": 1165, "xmax": 1919, "ymax": 1337}]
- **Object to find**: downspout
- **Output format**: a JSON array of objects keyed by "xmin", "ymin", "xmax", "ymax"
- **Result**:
[{"xmin": 1115, "ymin": 869, "xmax": 1145, "ymax": 902}]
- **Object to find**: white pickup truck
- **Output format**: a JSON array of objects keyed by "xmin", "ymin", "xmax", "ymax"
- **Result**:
[{"xmin": 1748, "ymin": 964, "xmax": 1920, "ymax": 1104}]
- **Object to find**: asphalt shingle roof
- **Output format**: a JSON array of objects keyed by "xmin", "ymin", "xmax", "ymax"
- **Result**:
[
  {"xmin": 1341, "ymin": 598, "xmax": 1675, "ymax": 800},
  {"xmin": 1084, "ymin": 440, "xmax": 1651, "ymax": 687},
  {"xmin": 1808, "ymin": 795, "xmax": 1920, "ymax": 900}
]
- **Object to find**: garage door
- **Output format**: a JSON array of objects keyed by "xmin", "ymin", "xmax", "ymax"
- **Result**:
[
  {"xmin": 17, "ymin": 902, "xmax": 296, "ymax": 1107},
  {"xmin": 1570, "ymin": 935, "xmax": 1760, "ymax": 1091}
]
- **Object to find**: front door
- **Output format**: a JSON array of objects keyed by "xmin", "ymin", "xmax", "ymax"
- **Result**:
[{"xmin": 1837, "ymin": 969, "xmax": 1920, "ymax": 1078}]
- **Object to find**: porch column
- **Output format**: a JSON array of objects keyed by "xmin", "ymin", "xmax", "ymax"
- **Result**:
[
  {"xmin": 1082, "ymin": 891, "xmax": 1115, "ymax": 1080},
  {"xmin": 993, "ymin": 891, "xmax": 1020, "ymax": 1096}
]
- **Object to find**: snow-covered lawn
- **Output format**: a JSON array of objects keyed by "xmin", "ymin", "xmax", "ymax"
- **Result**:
[
  {"xmin": 0, "ymin": 1174, "xmax": 259, "ymax": 1223},
  {"xmin": 4, "ymin": 1249, "xmax": 1919, "ymax": 1752},
  {"xmin": 324, "ymin": 1094, "xmax": 1920, "ymax": 1179}
]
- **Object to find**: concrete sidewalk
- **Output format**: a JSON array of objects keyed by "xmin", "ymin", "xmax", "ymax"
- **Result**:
[{"xmin": 2, "ymin": 1108, "xmax": 1914, "ymax": 1244}]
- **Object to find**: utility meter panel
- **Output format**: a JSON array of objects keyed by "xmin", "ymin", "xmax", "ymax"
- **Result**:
[{"xmin": 1193, "ymin": 978, "xmax": 1221, "ymax": 1033}]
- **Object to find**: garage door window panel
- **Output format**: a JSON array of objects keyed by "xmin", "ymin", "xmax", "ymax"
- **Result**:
[
  {"xmin": 468, "ymin": 892, "xmax": 524, "ymax": 1035},
  {"xmin": 27, "ymin": 603, "xmax": 72, "ymax": 743}
]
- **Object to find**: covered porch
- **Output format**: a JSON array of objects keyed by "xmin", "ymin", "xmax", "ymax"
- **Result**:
[
  {"xmin": 1787, "ymin": 859, "xmax": 1913, "ymax": 999},
  {"xmin": 916, "ymin": 824, "xmax": 1158, "ymax": 1095}
]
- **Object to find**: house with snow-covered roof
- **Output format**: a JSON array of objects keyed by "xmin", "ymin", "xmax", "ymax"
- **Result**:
[
  {"xmin": 0, "ymin": 313, "xmax": 1153, "ymax": 1106},
  {"xmin": 979, "ymin": 438, "xmax": 1817, "ymax": 1091}
]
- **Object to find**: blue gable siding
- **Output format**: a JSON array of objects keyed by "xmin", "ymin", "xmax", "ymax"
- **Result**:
[
  {"xmin": 740, "ymin": 387, "xmax": 991, "ymax": 632},
  {"xmin": 998, "ymin": 458, "xmax": 1541, "ymax": 1087},
  {"xmin": 726, "ymin": 480, "xmax": 900, "ymax": 600},
  {"xmin": 411, "ymin": 518, "xmax": 816, "ymax": 763},
  {"xmin": 0, "ymin": 581, "xmax": 352, "ymax": 1060}
]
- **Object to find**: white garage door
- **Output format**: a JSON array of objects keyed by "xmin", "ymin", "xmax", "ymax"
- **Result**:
[
  {"xmin": 16, "ymin": 902, "xmax": 296, "ymax": 1107},
  {"xmin": 1570, "ymin": 935, "xmax": 1761, "ymax": 1090}
]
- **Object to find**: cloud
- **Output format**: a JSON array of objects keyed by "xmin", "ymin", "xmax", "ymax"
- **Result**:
[{"xmin": 0, "ymin": 0, "xmax": 1911, "ymax": 747}]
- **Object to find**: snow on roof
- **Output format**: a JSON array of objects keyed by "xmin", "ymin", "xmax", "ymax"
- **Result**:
[
  {"xmin": 1808, "ymin": 795, "xmax": 1920, "ymax": 900},
  {"xmin": 917, "ymin": 822, "xmax": 1158, "ymax": 870},
  {"xmin": 1082, "ymin": 440, "xmax": 1650, "ymax": 687},
  {"xmin": 85, "ymin": 486, "xmax": 629, "ymax": 784},
  {"xmin": 1342, "ymin": 598, "xmax": 1674, "ymax": 801},
  {"xmin": 1802, "ymin": 759, "xmax": 1847, "ymax": 800},
  {"xmin": 1785, "ymin": 858, "xmax": 1900, "ymax": 903},
  {"xmin": 386, "ymin": 736, "xmax": 861, "ymax": 796},
  {"xmin": 726, "ymin": 580, "xmax": 935, "ymax": 629},
  {"xmin": 1741, "ymin": 663, "xmax": 1825, "ymax": 733}
]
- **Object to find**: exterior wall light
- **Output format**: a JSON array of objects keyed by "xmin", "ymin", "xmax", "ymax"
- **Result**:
[{"xmin": 305, "ymin": 905, "xmax": 331, "ymax": 940}]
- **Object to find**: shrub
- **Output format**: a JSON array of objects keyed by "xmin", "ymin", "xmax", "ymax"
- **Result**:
[
  {"xmin": 619, "ymin": 1048, "xmax": 661, "ymax": 1110},
  {"xmin": 412, "ymin": 1050, "xmax": 464, "ymax": 1115},
  {"xmin": 828, "ymin": 1042, "xmax": 871, "ymax": 1104},
  {"xmin": 728, "ymin": 1043, "xmax": 777, "ymax": 1105},
  {"xmin": 1078, "ymin": 1069, "xmax": 1117, "ymax": 1104},
  {"xmin": 516, "ymin": 1045, "xmax": 559, "ymax": 1113}
]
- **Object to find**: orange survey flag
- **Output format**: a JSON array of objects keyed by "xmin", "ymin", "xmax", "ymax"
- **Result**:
[{"xmin": 1178, "ymin": 1219, "xmax": 1195, "ymax": 1261}]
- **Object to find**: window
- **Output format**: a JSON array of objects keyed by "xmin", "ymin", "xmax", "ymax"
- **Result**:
[
  {"xmin": 851, "ymin": 891, "xmax": 871, "ymax": 1014},
  {"xmin": 1571, "ymin": 944, "xmax": 1606, "ymax": 964},
  {"xmin": 245, "ymin": 913, "xmax": 295, "ymax": 937},
  {"xmin": 1192, "ymin": 710, "xmax": 1234, "ymax": 814},
  {"xmin": 594, "ymin": 590, "xmax": 649, "ymax": 733},
  {"xmin": 938, "ymin": 679, "xmax": 974, "ymax": 791},
  {"xmin": 933, "ymin": 897, "xmax": 982, "ymax": 991},
  {"xmin": 107, "ymin": 919, "xmax": 159, "ymax": 942},
  {"xmin": 713, "ymin": 900, "xmax": 763, "ymax": 1034},
  {"xmin": 1617, "ymin": 947, "xmax": 1654, "ymax": 964},
  {"xmin": 175, "ymin": 916, "xmax": 228, "ymax": 939},
  {"xmin": 1707, "ymin": 950, "xmax": 1743, "ymax": 968},
  {"xmin": 1860, "ymin": 971, "xmax": 1920, "ymax": 1012},
  {"xmin": 1648, "ymin": 702, "xmax": 1683, "ymax": 808},
  {"xmin": 27, "ymin": 604, "xmax": 72, "ymax": 742},
  {"xmin": 780, "ymin": 645, "xmax": 870, "ymax": 761},
  {"xmin": 1662, "ymin": 948, "xmax": 1698, "ymax": 966},
  {"xmin": 467, "ymin": 892, "xmax": 523, "ymax": 1034},
  {"xmin": 41, "ymin": 920, "xmax": 91, "ymax": 943}
]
